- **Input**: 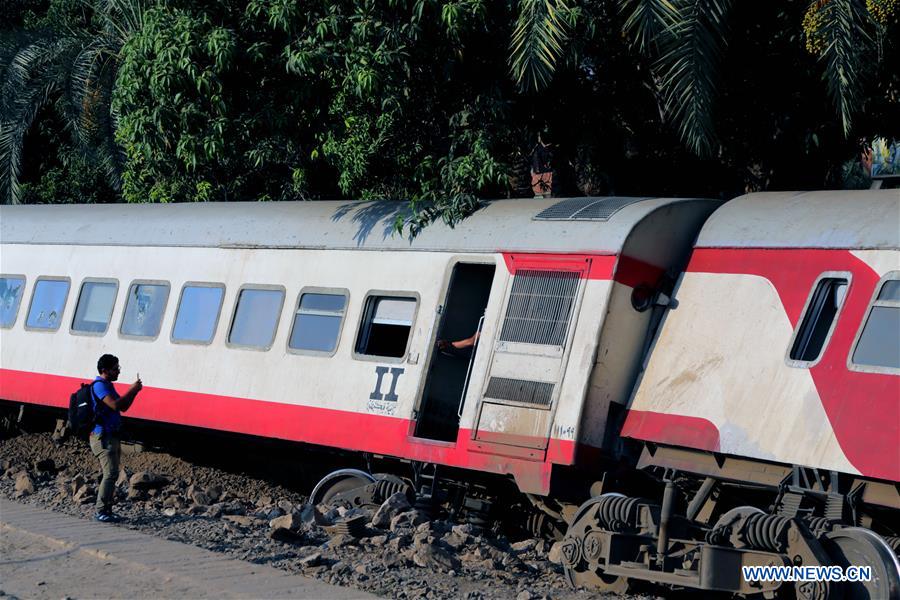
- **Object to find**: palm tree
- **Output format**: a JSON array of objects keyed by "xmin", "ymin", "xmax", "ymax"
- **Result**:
[
  {"xmin": 0, "ymin": 0, "xmax": 144, "ymax": 204},
  {"xmin": 509, "ymin": 0, "xmax": 883, "ymax": 157}
]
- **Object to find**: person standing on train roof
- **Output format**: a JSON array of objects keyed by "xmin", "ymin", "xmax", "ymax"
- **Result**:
[
  {"xmin": 90, "ymin": 353, "xmax": 142, "ymax": 522},
  {"xmin": 530, "ymin": 131, "xmax": 554, "ymax": 197}
]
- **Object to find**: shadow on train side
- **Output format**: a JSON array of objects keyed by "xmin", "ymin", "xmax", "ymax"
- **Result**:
[{"xmin": 331, "ymin": 199, "xmax": 492, "ymax": 246}]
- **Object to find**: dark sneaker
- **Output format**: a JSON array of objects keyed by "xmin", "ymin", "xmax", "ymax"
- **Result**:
[{"xmin": 94, "ymin": 511, "xmax": 118, "ymax": 523}]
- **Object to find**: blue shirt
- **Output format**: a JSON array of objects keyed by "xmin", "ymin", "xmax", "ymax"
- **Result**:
[{"xmin": 91, "ymin": 377, "xmax": 122, "ymax": 436}]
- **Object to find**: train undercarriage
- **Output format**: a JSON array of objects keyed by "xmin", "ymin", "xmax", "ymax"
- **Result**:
[
  {"xmin": 305, "ymin": 444, "xmax": 900, "ymax": 599},
  {"xmin": 334, "ymin": 439, "xmax": 900, "ymax": 599},
  {"xmin": 557, "ymin": 445, "xmax": 900, "ymax": 599}
]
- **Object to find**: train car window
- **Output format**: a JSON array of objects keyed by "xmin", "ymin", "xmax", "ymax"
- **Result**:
[
  {"xmin": 787, "ymin": 275, "xmax": 848, "ymax": 365},
  {"xmin": 227, "ymin": 286, "xmax": 285, "ymax": 350},
  {"xmin": 25, "ymin": 277, "xmax": 70, "ymax": 331},
  {"xmin": 499, "ymin": 269, "xmax": 580, "ymax": 347},
  {"xmin": 71, "ymin": 279, "xmax": 118, "ymax": 335},
  {"xmin": 288, "ymin": 289, "xmax": 348, "ymax": 355},
  {"xmin": 850, "ymin": 273, "xmax": 900, "ymax": 372},
  {"xmin": 0, "ymin": 276, "xmax": 26, "ymax": 328},
  {"xmin": 120, "ymin": 281, "xmax": 170, "ymax": 339},
  {"xmin": 172, "ymin": 283, "xmax": 225, "ymax": 345},
  {"xmin": 354, "ymin": 294, "xmax": 417, "ymax": 360}
]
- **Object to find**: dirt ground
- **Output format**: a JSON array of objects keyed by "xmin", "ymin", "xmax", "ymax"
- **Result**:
[
  {"xmin": 0, "ymin": 523, "xmax": 222, "ymax": 600},
  {"xmin": 0, "ymin": 428, "xmax": 657, "ymax": 600}
]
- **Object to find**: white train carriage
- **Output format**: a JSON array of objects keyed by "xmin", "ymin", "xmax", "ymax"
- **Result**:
[{"xmin": 0, "ymin": 196, "xmax": 715, "ymax": 498}]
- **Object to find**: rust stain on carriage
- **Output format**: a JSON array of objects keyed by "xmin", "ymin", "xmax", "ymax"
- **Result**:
[{"xmin": 474, "ymin": 402, "xmax": 553, "ymax": 451}]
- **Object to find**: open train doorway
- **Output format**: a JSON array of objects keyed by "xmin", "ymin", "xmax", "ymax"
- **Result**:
[{"xmin": 415, "ymin": 262, "xmax": 495, "ymax": 442}]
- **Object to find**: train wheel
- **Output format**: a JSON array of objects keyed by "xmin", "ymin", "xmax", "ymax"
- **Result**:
[
  {"xmin": 562, "ymin": 495, "xmax": 633, "ymax": 593},
  {"xmin": 310, "ymin": 468, "xmax": 375, "ymax": 506},
  {"xmin": 564, "ymin": 569, "xmax": 632, "ymax": 594},
  {"xmin": 822, "ymin": 527, "xmax": 900, "ymax": 600}
]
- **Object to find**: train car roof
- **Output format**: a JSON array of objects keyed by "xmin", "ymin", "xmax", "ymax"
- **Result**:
[
  {"xmin": 695, "ymin": 190, "xmax": 900, "ymax": 249},
  {"xmin": 0, "ymin": 196, "xmax": 712, "ymax": 254}
]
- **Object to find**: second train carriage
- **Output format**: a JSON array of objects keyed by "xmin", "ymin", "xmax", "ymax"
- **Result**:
[
  {"xmin": 561, "ymin": 190, "xmax": 900, "ymax": 597},
  {"xmin": 624, "ymin": 191, "xmax": 900, "ymax": 482},
  {"xmin": 1, "ymin": 190, "xmax": 899, "ymax": 597}
]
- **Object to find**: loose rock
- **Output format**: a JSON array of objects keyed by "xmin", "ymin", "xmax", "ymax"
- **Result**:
[
  {"xmin": 128, "ymin": 471, "xmax": 168, "ymax": 490},
  {"xmin": 389, "ymin": 509, "xmax": 428, "ymax": 531},
  {"xmin": 14, "ymin": 472, "xmax": 35, "ymax": 496},
  {"xmin": 548, "ymin": 541, "xmax": 565, "ymax": 565},
  {"xmin": 371, "ymin": 491, "xmax": 411, "ymax": 528},
  {"xmin": 269, "ymin": 527, "xmax": 303, "ymax": 542},
  {"xmin": 269, "ymin": 512, "xmax": 302, "ymax": 531},
  {"xmin": 72, "ymin": 485, "xmax": 95, "ymax": 504},
  {"xmin": 186, "ymin": 484, "xmax": 211, "ymax": 506},
  {"xmin": 511, "ymin": 539, "xmax": 538, "ymax": 553},
  {"xmin": 223, "ymin": 515, "xmax": 254, "ymax": 527},
  {"xmin": 298, "ymin": 550, "xmax": 323, "ymax": 567},
  {"xmin": 411, "ymin": 542, "xmax": 461, "ymax": 572}
]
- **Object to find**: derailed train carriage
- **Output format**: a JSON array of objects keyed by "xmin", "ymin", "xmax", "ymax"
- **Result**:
[{"xmin": 0, "ymin": 190, "xmax": 897, "ymax": 597}]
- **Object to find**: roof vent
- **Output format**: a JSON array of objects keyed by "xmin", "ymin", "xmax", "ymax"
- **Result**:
[{"xmin": 534, "ymin": 197, "xmax": 650, "ymax": 221}]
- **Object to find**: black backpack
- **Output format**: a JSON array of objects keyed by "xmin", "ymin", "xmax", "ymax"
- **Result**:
[{"xmin": 68, "ymin": 382, "xmax": 97, "ymax": 436}]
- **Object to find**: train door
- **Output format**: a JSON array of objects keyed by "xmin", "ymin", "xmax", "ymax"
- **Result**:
[
  {"xmin": 473, "ymin": 257, "xmax": 589, "ymax": 456},
  {"xmin": 414, "ymin": 262, "xmax": 496, "ymax": 442}
]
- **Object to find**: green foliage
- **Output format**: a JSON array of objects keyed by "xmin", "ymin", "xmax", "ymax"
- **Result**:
[
  {"xmin": 3, "ymin": 0, "xmax": 898, "ymax": 233},
  {"xmin": 112, "ymin": 0, "xmax": 513, "ymax": 231},
  {"xmin": 114, "ymin": 5, "xmax": 237, "ymax": 202}
]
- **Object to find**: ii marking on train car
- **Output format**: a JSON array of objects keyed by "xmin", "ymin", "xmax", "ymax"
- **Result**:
[{"xmin": 369, "ymin": 366, "xmax": 404, "ymax": 402}]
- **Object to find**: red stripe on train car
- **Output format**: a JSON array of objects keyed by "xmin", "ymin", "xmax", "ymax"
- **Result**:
[
  {"xmin": 620, "ymin": 410, "xmax": 721, "ymax": 451},
  {"xmin": 501, "ymin": 253, "xmax": 616, "ymax": 279},
  {"xmin": 625, "ymin": 248, "xmax": 899, "ymax": 482},
  {"xmin": 500, "ymin": 252, "xmax": 665, "ymax": 288},
  {"xmin": 0, "ymin": 368, "xmax": 580, "ymax": 494}
]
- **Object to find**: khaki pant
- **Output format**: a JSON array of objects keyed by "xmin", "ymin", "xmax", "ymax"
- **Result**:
[{"xmin": 89, "ymin": 432, "xmax": 120, "ymax": 512}]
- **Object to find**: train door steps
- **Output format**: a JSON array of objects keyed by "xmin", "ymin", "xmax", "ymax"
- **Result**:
[{"xmin": 0, "ymin": 498, "xmax": 377, "ymax": 599}]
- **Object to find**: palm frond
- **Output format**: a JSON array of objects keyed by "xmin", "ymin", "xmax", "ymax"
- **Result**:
[
  {"xmin": 509, "ymin": 0, "xmax": 572, "ymax": 92},
  {"xmin": 0, "ymin": 0, "xmax": 141, "ymax": 204},
  {"xmin": 0, "ymin": 37, "xmax": 67, "ymax": 204},
  {"xmin": 85, "ymin": 64, "xmax": 124, "ymax": 191},
  {"xmin": 64, "ymin": 38, "xmax": 110, "ymax": 142},
  {"xmin": 96, "ymin": 0, "xmax": 145, "ymax": 46},
  {"xmin": 816, "ymin": 0, "xmax": 872, "ymax": 137},
  {"xmin": 654, "ymin": 0, "xmax": 733, "ymax": 157},
  {"xmin": 619, "ymin": 0, "xmax": 681, "ymax": 54}
]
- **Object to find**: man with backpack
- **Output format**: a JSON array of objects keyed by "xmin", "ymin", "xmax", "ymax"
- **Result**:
[{"xmin": 89, "ymin": 354, "xmax": 142, "ymax": 522}]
